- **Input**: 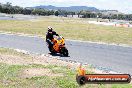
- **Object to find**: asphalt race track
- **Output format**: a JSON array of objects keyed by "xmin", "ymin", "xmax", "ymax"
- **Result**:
[{"xmin": 0, "ymin": 34, "xmax": 132, "ymax": 74}]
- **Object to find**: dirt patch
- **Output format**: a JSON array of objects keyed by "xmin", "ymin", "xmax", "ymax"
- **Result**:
[
  {"xmin": 0, "ymin": 54, "xmax": 51, "ymax": 65},
  {"xmin": 0, "ymin": 54, "xmax": 79, "ymax": 69},
  {"xmin": 0, "ymin": 54, "xmax": 31, "ymax": 65},
  {"xmin": 21, "ymin": 68, "xmax": 63, "ymax": 78}
]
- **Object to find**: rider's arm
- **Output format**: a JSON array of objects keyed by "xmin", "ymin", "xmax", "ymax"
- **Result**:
[
  {"xmin": 53, "ymin": 31, "xmax": 59, "ymax": 36},
  {"xmin": 56, "ymin": 33, "xmax": 59, "ymax": 36}
]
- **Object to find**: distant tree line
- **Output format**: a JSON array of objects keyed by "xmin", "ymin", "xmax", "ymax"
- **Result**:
[
  {"xmin": 0, "ymin": 2, "xmax": 76, "ymax": 16},
  {"xmin": 0, "ymin": 2, "xmax": 23, "ymax": 14},
  {"xmin": 78, "ymin": 11, "xmax": 132, "ymax": 21},
  {"xmin": 0, "ymin": 2, "xmax": 132, "ymax": 21},
  {"xmin": 99, "ymin": 13, "xmax": 132, "ymax": 21}
]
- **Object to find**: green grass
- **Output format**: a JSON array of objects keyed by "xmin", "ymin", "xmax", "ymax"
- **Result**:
[
  {"xmin": 0, "ymin": 63, "xmax": 131, "ymax": 88},
  {"xmin": 0, "ymin": 16, "xmax": 132, "ymax": 45},
  {"xmin": 0, "ymin": 48, "xmax": 131, "ymax": 88},
  {"xmin": 0, "ymin": 48, "xmax": 32, "ymax": 60}
]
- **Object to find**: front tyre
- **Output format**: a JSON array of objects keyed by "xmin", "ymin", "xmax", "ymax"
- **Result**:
[
  {"xmin": 48, "ymin": 46, "xmax": 55, "ymax": 54},
  {"xmin": 76, "ymin": 75, "xmax": 86, "ymax": 85}
]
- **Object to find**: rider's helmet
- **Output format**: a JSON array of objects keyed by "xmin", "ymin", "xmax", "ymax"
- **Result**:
[{"xmin": 48, "ymin": 26, "xmax": 53, "ymax": 32}]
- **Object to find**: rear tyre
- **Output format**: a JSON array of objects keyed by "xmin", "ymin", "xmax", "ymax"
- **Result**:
[{"xmin": 61, "ymin": 47, "xmax": 68, "ymax": 56}]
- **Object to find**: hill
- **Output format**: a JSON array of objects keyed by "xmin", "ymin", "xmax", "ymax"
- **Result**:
[{"xmin": 31, "ymin": 5, "xmax": 99, "ymax": 12}]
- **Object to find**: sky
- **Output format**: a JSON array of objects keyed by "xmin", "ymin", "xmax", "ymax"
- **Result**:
[{"xmin": 0, "ymin": 0, "xmax": 132, "ymax": 14}]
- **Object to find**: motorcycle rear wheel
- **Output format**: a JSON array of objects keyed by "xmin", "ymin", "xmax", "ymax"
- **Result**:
[{"xmin": 61, "ymin": 47, "xmax": 68, "ymax": 56}]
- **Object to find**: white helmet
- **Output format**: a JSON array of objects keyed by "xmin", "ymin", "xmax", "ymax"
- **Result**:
[
  {"xmin": 48, "ymin": 26, "xmax": 53, "ymax": 32},
  {"xmin": 48, "ymin": 26, "xmax": 52, "ymax": 30}
]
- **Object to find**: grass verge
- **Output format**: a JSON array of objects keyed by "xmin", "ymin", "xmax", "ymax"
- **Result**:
[
  {"xmin": 0, "ymin": 16, "xmax": 132, "ymax": 45},
  {"xmin": 0, "ymin": 48, "xmax": 131, "ymax": 88}
]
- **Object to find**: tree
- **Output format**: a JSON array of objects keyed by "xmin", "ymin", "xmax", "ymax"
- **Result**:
[
  {"xmin": 4, "ymin": 2, "xmax": 12, "ymax": 14},
  {"xmin": 22, "ymin": 8, "xmax": 32, "ymax": 15},
  {"xmin": 0, "ymin": 3, "xmax": 2, "ymax": 12},
  {"xmin": 117, "ymin": 14, "xmax": 124, "ymax": 20},
  {"xmin": 77, "ymin": 11, "xmax": 82, "ymax": 17},
  {"xmin": 111, "ymin": 14, "xmax": 118, "ymax": 19},
  {"xmin": 55, "ymin": 10, "xmax": 59, "ymax": 16},
  {"xmin": 13, "ymin": 6, "xmax": 23, "ymax": 14},
  {"xmin": 50, "ymin": 10, "xmax": 54, "ymax": 15},
  {"xmin": 68, "ymin": 11, "xmax": 75, "ymax": 17}
]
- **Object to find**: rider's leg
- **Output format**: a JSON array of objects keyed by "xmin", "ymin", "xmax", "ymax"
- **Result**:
[{"xmin": 46, "ymin": 39, "xmax": 53, "ymax": 50}]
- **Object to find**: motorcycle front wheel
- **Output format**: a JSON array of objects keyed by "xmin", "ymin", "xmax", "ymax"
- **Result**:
[{"xmin": 48, "ymin": 46, "xmax": 55, "ymax": 54}]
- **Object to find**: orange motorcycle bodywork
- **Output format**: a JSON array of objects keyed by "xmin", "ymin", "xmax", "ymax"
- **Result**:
[{"xmin": 52, "ymin": 36, "xmax": 65, "ymax": 53}]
